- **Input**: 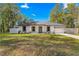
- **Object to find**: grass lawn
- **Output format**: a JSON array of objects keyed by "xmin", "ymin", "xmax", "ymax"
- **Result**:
[
  {"xmin": 75, "ymin": 34, "xmax": 79, "ymax": 36},
  {"xmin": 0, "ymin": 34, "xmax": 79, "ymax": 56}
]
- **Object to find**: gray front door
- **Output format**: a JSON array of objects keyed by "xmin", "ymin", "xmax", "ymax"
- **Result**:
[{"xmin": 39, "ymin": 27, "xmax": 42, "ymax": 33}]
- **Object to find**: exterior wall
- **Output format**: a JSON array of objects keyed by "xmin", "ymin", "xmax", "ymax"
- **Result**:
[
  {"xmin": 19, "ymin": 26, "xmax": 22, "ymax": 32},
  {"xmin": 26, "ymin": 26, "xmax": 31, "ymax": 33},
  {"xmin": 10, "ymin": 26, "xmax": 22, "ymax": 33},
  {"xmin": 50, "ymin": 26, "xmax": 54, "ymax": 33},
  {"xmin": 24, "ymin": 26, "xmax": 79, "ymax": 34},
  {"xmin": 30, "ymin": 26, "xmax": 39, "ymax": 33},
  {"xmin": 54, "ymin": 28, "xmax": 64, "ymax": 34},
  {"xmin": 35, "ymin": 26, "xmax": 39, "ymax": 33},
  {"xmin": 9, "ymin": 25, "xmax": 65, "ymax": 34},
  {"xmin": 29, "ymin": 26, "xmax": 32, "ymax": 33},
  {"xmin": 42, "ymin": 26, "xmax": 47, "ymax": 33},
  {"xmin": 10, "ymin": 28, "xmax": 19, "ymax": 33},
  {"xmin": 31, "ymin": 25, "xmax": 54, "ymax": 33},
  {"xmin": 65, "ymin": 28, "xmax": 79, "ymax": 34},
  {"xmin": 25, "ymin": 27, "xmax": 79, "ymax": 34},
  {"xmin": 24, "ymin": 25, "xmax": 65, "ymax": 34}
]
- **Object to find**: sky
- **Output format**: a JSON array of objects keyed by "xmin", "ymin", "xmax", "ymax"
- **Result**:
[{"xmin": 17, "ymin": 3, "xmax": 66, "ymax": 22}]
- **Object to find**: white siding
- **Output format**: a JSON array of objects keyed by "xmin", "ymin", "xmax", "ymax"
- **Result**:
[
  {"xmin": 10, "ymin": 26, "xmax": 22, "ymax": 33},
  {"xmin": 50, "ymin": 26, "xmax": 54, "ymax": 33},
  {"xmin": 26, "ymin": 26, "xmax": 31, "ymax": 33},
  {"xmin": 65, "ymin": 28, "xmax": 78, "ymax": 34},
  {"xmin": 35, "ymin": 26, "xmax": 39, "ymax": 33},
  {"xmin": 9, "ymin": 25, "xmax": 65, "ymax": 34},
  {"xmin": 42, "ymin": 26, "xmax": 47, "ymax": 33},
  {"xmin": 54, "ymin": 28, "xmax": 64, "ymax": 34},
  {"xmin": 30, "ymin": 26, "xmax": 39, "ymax": 33},
  {"xmin": 10, "ymin": 28, "xmax": 20, "ymax": 33},
  {"xmin": 19, "ymin": 26, "xmax": 22, "ymax": 32}
]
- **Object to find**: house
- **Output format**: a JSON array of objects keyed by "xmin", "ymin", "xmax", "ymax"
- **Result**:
[{"xmin": 9, "ymin": 22, "xmax": 65, "ymax": 34}]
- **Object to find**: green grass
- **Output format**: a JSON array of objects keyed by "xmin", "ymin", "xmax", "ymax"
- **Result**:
[
  {"xmin": 75, "ymin": 34, "xmax": 79, "ymax": 36},
  {"xmin": 0, "ymin": 34, "xmax": 79, "ymax": 56},
  {"xmin": 0, "ymin": 33, "xmax": 52, "ymax": 37}
]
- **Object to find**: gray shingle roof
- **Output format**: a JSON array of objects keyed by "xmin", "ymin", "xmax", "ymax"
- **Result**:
[
  {"xmin": 36, "ymin": 22, "xmax": 64, "ymax": 26},
  {"xmin": 18, "ymin": 21, "xmax": 64, "ymax": 26}
]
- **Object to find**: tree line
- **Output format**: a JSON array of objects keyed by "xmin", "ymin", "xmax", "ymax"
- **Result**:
[
  {"xmin": 50, "ymin": 3, "xmax": 79, "ymax": 28},
  {"xmin": 0, "ymin": 4, "xmax": 34, "ymax": 33}
]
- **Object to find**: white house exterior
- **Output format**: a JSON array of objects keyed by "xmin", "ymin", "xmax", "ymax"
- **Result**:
[{"xmin": 10, "ymin": 22, "xmax": 64, "ymax": 34}]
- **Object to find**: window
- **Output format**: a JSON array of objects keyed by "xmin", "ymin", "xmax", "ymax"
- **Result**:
[
  {"xmin": 23, "ymin": 26, "xmax": 26, "ymax": 31},
  {"xmin": 47, "ymin": 26, "xmax": 50, "ymax": 32},
  {"xmin": 32, "ymin": 26, "xmax": 35, "ymax": 31}
]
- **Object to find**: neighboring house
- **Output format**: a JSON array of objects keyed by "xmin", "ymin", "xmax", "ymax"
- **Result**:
[{"xmin": 9, "ymin": 22, "xmax": 65, "ymax": 34}]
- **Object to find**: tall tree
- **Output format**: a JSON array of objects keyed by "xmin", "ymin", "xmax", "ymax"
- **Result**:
[
  {"xmin": 50, "ymin": 3, "xmax": 79, "ymax": 28},
  {"xmin": 63, "ymin": 3, "xmax": 77, "ymax": 28},
  {"xmin": 0, "ymin": 4, "xmax": 22, "ymax": 33},
  {"xmin": 50, "ymin": 3, "xmax": 64, "ymax": 23}
]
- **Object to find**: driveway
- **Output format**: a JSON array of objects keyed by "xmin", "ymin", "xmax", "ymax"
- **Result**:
[{"xmin": 59, "ymin": 34, "xmax": 79, "ymax": 39}]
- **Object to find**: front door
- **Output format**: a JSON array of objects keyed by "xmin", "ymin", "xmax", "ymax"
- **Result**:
[
  {"xmin": 39, "ymin": 27, "xmax": 42, "ymax": 33},
  {"xmin": 23, "ymin": 26, "xmax": 26, "ymax": 32}
]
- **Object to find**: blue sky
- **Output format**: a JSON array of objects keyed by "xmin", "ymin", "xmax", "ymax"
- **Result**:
[
  {"xmin": 17, "ymin": 3, "xmax": 79, "ymax": 22},
  {"xmin": 17, "ymin": 3, "xmax": 56, "ymax": 22},
  {"xmin": 17, "ymin": 3, "xmax": 64, "ymax": 22}
]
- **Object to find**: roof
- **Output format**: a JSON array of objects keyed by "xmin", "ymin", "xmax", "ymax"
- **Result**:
[
  {"xmin": 36, "ymin": 22, "xmax": 64, "ymax": 26},
  {"xmin": 18, "ymin": 21, "xmax": 64, "ymax": 26}
]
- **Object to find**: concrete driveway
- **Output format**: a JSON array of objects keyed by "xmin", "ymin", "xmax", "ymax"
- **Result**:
[{"xmin": 59, "ymin": 34, "xmax": 79, "ymax": 39}]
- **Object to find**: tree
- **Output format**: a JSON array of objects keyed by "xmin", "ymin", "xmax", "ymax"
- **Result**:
[
  {"xmin": 17, "ymin": 14, "xmax": 29, "ymax": 26},
  {"xmin": 50, "ymin": 3, "xmax": 64, "ymax": 23},
  {"xmin": 0, "ymin": 4, "xmax": 22, "ymax": 33},
  {"xmin": 63, "ymin": 3, "xmax": 77, "ymax": 28},
  {"xmin": 50, "ymin": 3, "xmax": 79, "ymax": 28}
]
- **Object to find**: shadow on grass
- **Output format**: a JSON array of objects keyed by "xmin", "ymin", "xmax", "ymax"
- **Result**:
[{"xmin": 0, "ymin": 35, "xmax": 79, "ymax": 56}]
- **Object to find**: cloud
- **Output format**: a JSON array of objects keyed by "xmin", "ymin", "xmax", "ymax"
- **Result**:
[
  {"xmin": 63, "ymin": 3, "xmax": 68, "ymax": 9},
  {"xmin": 32, "ymin": 14, "xmax": 36, "ymax": 16},
  {"xmin": 21, "ymin": 3, "xmax": 29, "ymax": 8}
]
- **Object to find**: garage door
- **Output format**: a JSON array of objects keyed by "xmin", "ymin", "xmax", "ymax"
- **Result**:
[{"xmin": 54, "ymin": 28, "xmax": 64, "ymax": 34}]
